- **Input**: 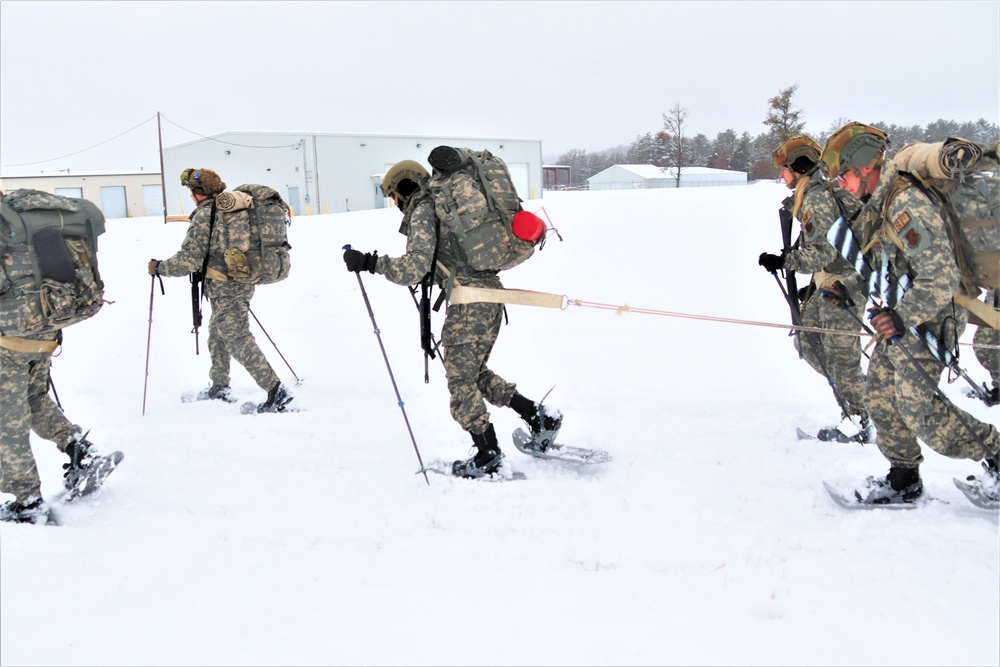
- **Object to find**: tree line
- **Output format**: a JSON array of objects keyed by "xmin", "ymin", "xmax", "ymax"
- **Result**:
[{"xmin": 554, "ymin": 85, "xmax": 1000, "ymax": 187}]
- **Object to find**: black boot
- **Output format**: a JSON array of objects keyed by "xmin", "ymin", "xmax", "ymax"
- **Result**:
[
  {"xmin": 856, "ymin": 465, "xmax": 923, "ymax": 504},
  {"xmin": 197, "ymin": 384, "xmax": 236, "ymax": 403},
  {"xmin": 452, "ymin": 424, "xmax": 504, "ymax": 478},
  {"xmin": 510, "ymin": 392, "xmax": 562, "ymax": 436},
  {"xmin": 0, "ymin": 496, "xmax": 52, "ymax": 524},
  {"xmin": 257, "ymin": 382, "xmax": 293, "ymax": 413},
  {"xmin": 63, "ymin": 432, "xmax": 96, "ymax": 493}
]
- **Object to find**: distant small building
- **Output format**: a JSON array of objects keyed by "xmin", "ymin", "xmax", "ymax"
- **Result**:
[
  {"xmin": 587, "ymin": 164, "xmax": 747, "ymax": 190},
  {"xmin": 543, "ymin": 165, "xmax": 572, "ymax": 190},
  {"xmin": 0, "ymin": 170, "xmax": 164, "ymax": 218}
]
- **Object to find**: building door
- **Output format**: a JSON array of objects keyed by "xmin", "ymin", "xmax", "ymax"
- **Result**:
[
  {"xmin": 101, "ymin": 186, "xmax": 128, "ymax": 218},
  {"xmin": 507, "ymin": 163, "xmax": 531, "ymax": 200},
  {"xmin": 142, "ymin": 184, "xmax": 164, "ymax": 216},
  {"xmin": 287, "ymin": 187, "xmax": 300, "ymax": 217},
  {"xmin": 55, "ymin": 187, "xmax": 83, "ymax": 198}
]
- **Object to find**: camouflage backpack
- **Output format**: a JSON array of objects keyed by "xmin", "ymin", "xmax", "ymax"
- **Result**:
[
  {"xmin": 0, "ymin": 189, "xmax": 106, "ymax": 336},
  {"xmin": 213, "ymin": 184, "xmax": 292, "ymax": 285},
  {"xmin": 887, "ymin": 137, "xmax": 1000, "ymax": 292},
  {"xmin": 426, "ymin": 146, "xmax": 536, "ymax": 272}
]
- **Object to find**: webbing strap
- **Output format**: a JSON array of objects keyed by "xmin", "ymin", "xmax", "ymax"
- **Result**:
[{"xmin": 0, "ymin": 335, "xmax": 59, "ymax": 354}]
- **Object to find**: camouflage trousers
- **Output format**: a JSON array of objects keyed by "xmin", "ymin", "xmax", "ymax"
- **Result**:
[
  {"xmin": 0, "ymin": 346, "xmax": 81, "ymax": 502},
  {"xmin": 972, "ymin": 325, "xmax": 1000, "ymax": 386},
  {"xmin": 441, "ymin": 301, "xmax": 517, "ymax": 435},
  {"xmin": 866, "ymin": 333, "xmax": 1000, "ymax": 468},
  {"xmin": 206, "ymin": 283, "xmax": 278, "ymax": 391},
  {"xmin": 794, "ymin": 293, "xmax": 868, "ymax": 418}
]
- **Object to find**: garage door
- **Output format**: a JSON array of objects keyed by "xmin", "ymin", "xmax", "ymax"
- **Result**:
[
  {"xmin": 507, "ymin": 162, "xmax": 530, "ymax": 200},
  {"xmin": 142, "ymin": 184, "xmax": 164, "ymax": 216},
  {"xmin": 55, "ymin": 187, "xmax": 83, "ymax": 198},
  {"xmin": 101, "ymin": 186, "xmax": 128, "ymax": 218}
]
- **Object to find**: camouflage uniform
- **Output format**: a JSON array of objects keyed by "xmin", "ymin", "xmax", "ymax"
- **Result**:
[
  {"xmin": 0, "ymin": 336, "xmax": 83, "ymax": 503},
  {"xmin": 860, "ymin": 161, "xmax": 1000, "ymax": 467},
  {"xmin": 375, "ymin": 192, "xmax": 516, "ymax": 435},
  {"xmin": 972, "ymin": 289, "xmax": 999, "ymax": 389},
  {"xmin": 782, "ymin": 173, "xmax": 869, "ymax": 420},
  {"xmin": 157, "ymin": 197, "xmax": 279, "ymax": 392},
  {"xmin": 0, "ymin": 220, "xmax": 83, "ymax": 502}
]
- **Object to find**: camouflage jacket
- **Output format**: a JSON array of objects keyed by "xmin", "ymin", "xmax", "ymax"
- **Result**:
[
  {"xmin": 157, "ymin": 197, "xmax": 252, "ymax": 298},
  {"xmin": 376, "ymin": 190, "xmax": 503, "ymax": 292},
  {"xmin": 862, "ymin": 160, "xmax": 965, "ymax": 331},
  {"xmin": 783, "ymin": 173, "xmax": 861, "ymax": 281}
]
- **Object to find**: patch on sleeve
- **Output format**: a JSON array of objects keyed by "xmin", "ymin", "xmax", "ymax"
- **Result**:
[
  {"xmin": 904, "ymin": 228, "xmax": 921, "ymax": 249},
  {"xmin": 802, "ymin": 210, "xmax": 814, "ymax": 235},
  {"xmin": 893, "ymin": 211, "xmax": 912, "ymax": 233}
]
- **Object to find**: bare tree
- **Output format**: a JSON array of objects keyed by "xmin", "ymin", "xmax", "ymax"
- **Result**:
[
  {"xmin": 662, "ymin": 102, "xmax": 689, "ymax": 186},
  {"xmin": 763, "ymin": 85, "xmax": 806, "ymax": 141}
]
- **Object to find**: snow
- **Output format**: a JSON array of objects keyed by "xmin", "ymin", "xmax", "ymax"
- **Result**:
[{"xmin": 2, "ymin": 184, "xmax": 998, "ymax": 666}]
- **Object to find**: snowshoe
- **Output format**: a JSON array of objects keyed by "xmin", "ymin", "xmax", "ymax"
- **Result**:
[
  {"xmin": 452, "ymin": 451, "xmax": 505, "ymax": 479},
  {"xmin": 854, "ymin": 466, "xmax": 923, "ymax": 505},
  {"xmin": 0, "ymin": 497, "xmax": 59, "ymax": 525},
  {"xmin": 815, "ymin": 415, "xmax": 874, "ymax": 444},
  {"xmin": 182, "ymin": 384, "xmax": 237, "ymax": 404},
  {"xmin": 62, "ymin": 434, "xmax": 124, "ymax": 501},
  {"xmin": 247, "ymin": 382, "xmax": 294, "ymax": 414},
  {"xmin": 954, "ymin": 460, "xmax": 1000, "ymax": 510}
]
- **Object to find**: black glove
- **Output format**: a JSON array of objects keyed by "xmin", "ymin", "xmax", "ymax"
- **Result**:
[
  {"xmin": 758, "ymin": 251, "xmax": 785, "ymax": 273},
  {"xmin": 797, "ymin": 283, "xmax": 816, "ymax": 304},
  {"xmin": 343, "ymin": 249, "xmax": 378, "ymax": 273},
  {"xmin": 820, "ymin": 281, "xmax": 854, "ymax": 309}
]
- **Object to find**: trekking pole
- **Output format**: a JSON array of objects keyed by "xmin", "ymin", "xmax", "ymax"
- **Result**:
[
  {"xmin": 344, "ymin": 245, "xmax": 430, "ymax": 485},
  {"xmin": 769, "ymin": 271, "xmax": 860, "ymax": 428},
  {"xmin": 842, "ymin": 305, "xmax": 993, "ymax": 458},
  {"xmin": 248, "ymin": 307, "xmax": 303, "ymax": 385},
  {"xmin": 142, "ymin": 274, "xmax": 165, "ymax": 416}
]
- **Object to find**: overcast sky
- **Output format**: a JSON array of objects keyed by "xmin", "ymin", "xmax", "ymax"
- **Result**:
[{"xmin": 2, "ymin": 0, "xmax": 997, "ymax": 173}]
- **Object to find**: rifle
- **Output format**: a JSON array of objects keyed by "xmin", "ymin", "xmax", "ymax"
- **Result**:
[
  {"xmin": 190, "ymin": 200, "xmax": 218, "ymax": 356},
  {"xmin": 826, "ymin": 216, "xmax": 995, "ymax": 448},
  {"xmin": 778, "ymin": 206, "xmax": 801, "ymax": 324},
  {"xmin": 190, "ymin": 270, "xmax": 203, "ymax": 355}
]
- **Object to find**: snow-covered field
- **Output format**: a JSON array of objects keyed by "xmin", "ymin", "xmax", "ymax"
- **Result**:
[{"xmin": 1, "ymin": 184, "xmax": 997, "ymax": 666}]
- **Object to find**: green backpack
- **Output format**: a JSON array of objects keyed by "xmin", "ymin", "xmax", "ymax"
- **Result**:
[
  {"xmin": 214, "ymin": 184, "xmax": 292, "ymax": 285},
  {"xmin": 426, "ymin": 147, "xmax": 536, "ymax": 272},
  {"xmin": 0, "ymin": 189, "xmax": 106, "ymax": 336},
  {"xmin": 888, "ymin": 138, "xmax": 1000, "ymax": 292}
]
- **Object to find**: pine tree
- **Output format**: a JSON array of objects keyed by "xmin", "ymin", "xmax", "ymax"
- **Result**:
[{"xmin": 763, "ymin": 85, "xmax": 806, "ymax": 141}]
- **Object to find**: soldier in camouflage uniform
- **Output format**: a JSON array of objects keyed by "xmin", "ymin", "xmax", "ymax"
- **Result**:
[
  {"xmin": 0, "ymin": 192, "xmax": 109, "ymax": 524},
  {"xmin": 821, "ymin": 122, "xmax": 1000, "ymax": 504},
  {"xmin": 759, "ymin": 136, "xmax": 872, "ymax": 443},
  {"xmin": 343, "ymin": 158, "xmax": 561, "ymax": 478},
  {"xmin": 971, "ymin": 289, "xmax": 999, "ymax": 405},
  {"xmin": 149, "ymin": 169, "xmax": 292, "ymax": 413}
]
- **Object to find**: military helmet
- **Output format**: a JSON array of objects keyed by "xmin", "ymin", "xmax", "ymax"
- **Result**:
[
  {"xmin": 180, "ymin": 168, "xmax": 226, "ymax": 196},
  {"xmin": 820, "ymin": 122, "xmax": 890, "ymax": 178},
  {"xmin": 773, "ymin": 135, "xmax": 821, "ymax": 172},
  {"xmin": 380, "ymin": 160, "xmax": 429, "ymax": 198}
]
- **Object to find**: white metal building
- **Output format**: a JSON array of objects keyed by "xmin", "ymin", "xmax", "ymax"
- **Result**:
[
  {"xmin": 587, "ymin": 164, "xmax": 747, "ymax": 190},
  {"xmin": 162, "ymin": 132, "xmax": 544, "ymax": 217},
  {"xmin": 0, "ymin": 170, "xmax": 165, "ymax": 218}
]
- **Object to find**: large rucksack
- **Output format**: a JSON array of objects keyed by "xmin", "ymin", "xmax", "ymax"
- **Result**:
[
  {"xmin": 0, "ymin": 189, "xmax": 106, "ymax": 336},
  {"xmin": 887, "ymin": 138, "xmax": 1000, "ymax": 293},
  {"xmin": 213, "ymin": 184, "xmax": 291, "ymax": 285},
  {"xmin": 425, "ymin": 147, "xmax": 538, "ymax": 272}
]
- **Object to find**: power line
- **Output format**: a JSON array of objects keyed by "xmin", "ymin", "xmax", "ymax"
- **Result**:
[
  {"xmin": 160, "ymin": 115, "xmax": 300, "ymax": 149},
  {"xmin": 1, "ymin": 115, "xmax": 158, "ymax": 167}
]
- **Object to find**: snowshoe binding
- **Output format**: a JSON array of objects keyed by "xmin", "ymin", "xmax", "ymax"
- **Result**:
[
  {"xmin": 62, "ymin": 433, "xmax": 124, "ymax": 502},
  {"xmin": 854, "ymin": 466, "xmax": 923, "ymax": 505},
  {"xmin": 0, "ymin": 496, "xmax": 58, "ymax": 525}
]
